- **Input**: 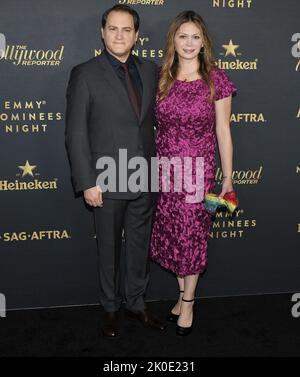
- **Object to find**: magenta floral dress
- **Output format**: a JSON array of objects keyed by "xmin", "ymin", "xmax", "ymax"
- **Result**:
[{"xmin": 150, "ymin": 67, "xmax": 237, "ymax": 277}]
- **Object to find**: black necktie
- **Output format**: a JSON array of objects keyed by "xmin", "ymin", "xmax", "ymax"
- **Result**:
[{"xmin": 121, "ymin": 62, "xmax": 141, "ymax": 118}]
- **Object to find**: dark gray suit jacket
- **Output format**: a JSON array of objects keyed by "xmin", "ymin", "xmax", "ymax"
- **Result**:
[{"xmin": 65, "ymin": 53, "xmax": 158, "ymax": 199}]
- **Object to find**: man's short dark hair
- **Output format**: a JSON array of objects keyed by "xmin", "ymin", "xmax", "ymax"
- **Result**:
[{"xmin": 102, "ymin": 4, "xmax": 140, "ymax": 31}]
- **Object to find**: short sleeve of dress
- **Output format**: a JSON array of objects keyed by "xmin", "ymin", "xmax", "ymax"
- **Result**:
[{"xmin": 213, "ymin": 68, "xmax": 237, "ymax": 101}]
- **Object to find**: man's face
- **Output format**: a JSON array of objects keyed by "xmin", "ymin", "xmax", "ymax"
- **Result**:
[{"xmin": 101, "ymin": 11, "xmax": 138, "ymax": 62}]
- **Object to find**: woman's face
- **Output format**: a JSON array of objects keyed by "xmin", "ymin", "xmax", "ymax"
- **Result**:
[{"xmin": 174, "ymin": 22, "xmax": 203, "ymax": 61}]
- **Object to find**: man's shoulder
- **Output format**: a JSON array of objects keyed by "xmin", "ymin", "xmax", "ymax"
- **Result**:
[
  {"xmin": 134, "ymin": 56, "xmax": 158, "ymax": 71},
  {"xmin": 69, "ymin": 56, "xmax": 102, "ymax": 76}
]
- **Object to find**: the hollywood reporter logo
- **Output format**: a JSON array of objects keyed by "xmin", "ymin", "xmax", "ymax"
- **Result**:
[{"xmin": 0, "ymin": 293, "xmax": 6, "ymax": 318}]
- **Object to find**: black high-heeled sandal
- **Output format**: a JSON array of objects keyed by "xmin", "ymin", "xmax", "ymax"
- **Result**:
[
  {"xmin": 167, "ymin": 290, "xmax": 184, "ymax": 323},
  {"xmin": 176, "ymin": 297, "xmax": 195, "ymax": 336}
]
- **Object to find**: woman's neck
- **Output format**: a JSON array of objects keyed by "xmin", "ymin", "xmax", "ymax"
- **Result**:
[
  {"xmin": 177, "ymin": 58, "xmax": 201, "ymax": 81},
  {"xmin": 178, "ymin": 58, "xmax": 199, "ymax": 74}
]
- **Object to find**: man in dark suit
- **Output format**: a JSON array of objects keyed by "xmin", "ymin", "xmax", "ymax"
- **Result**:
[{"xmin": 65, "ymin": 4, "xmax": 165, "ymax": 337}]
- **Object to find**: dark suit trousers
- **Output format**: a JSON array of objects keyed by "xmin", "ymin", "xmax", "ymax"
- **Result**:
[{"xmin": 93, "ymin": 193, "xmax": 155, "ymax": 313}]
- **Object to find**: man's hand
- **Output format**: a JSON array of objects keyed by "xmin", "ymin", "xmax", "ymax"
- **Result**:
[{"xmin": 84, "ymin": 186, "xmax": 103, "ymax": 207}]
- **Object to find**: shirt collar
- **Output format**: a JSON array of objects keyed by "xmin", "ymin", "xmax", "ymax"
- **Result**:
[{"xmin": 104, "ymin": 49, "xmax": 135, "ymax": 69}]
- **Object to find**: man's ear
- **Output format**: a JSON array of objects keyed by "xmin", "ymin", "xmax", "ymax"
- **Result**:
[
  {"xmin": 101, "ymin": 27, "xmax": 104, "ymax": 39},
  {"xmin": 135, "ymin": 31, "xmax": 139, "ymax": 44}
]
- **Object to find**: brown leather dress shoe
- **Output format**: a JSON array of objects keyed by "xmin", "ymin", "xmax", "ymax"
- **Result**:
[
  {"xmin": 125, "ymin": 308, "xmax": 167, "ymax": 331},
  {"xmin": 102, "ymin": 311, "xmax": 119, "ymax": 338}
]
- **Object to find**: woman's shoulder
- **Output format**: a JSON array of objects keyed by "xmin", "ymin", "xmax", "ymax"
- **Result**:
[
  {"xmin": 209, "ymin": 65, "xmax": 235, "ymax": 87},
  {"xmin": 210, "ymin": 65, "xmax": 227, "ymax": 80},
  {"xmin": 209, "ymin": 65, "xmax": 237, "ymax": 100}
]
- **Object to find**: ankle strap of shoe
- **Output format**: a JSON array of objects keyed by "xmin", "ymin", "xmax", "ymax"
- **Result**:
[
  {"xmin": 182, "ymin": 298, "xmax": 195, "ymax": 302},
  {"xmin": 179, "ymin": 290, "xmax": 184, "ymax": 293}
]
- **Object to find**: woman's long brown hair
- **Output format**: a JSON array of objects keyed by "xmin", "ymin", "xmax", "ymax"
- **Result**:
[{"xmin": 158, "ymin": 10, "xmax": 216, "ymax": 102}]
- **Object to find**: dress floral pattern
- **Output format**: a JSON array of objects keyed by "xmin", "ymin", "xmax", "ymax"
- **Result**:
[{"xmin": 150, "ymin": 67, "xmax": 237, "ymax": 277}]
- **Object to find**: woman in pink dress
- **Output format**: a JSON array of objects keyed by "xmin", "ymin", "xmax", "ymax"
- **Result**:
[{"xmin": 150, "ymin": 11, "xmax": 237, "ymax": 336}]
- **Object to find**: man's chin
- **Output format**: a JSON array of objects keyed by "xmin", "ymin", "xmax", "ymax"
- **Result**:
[{"xmin": 107, "ymin": 47, "xmax": 132, "ymax": 59}]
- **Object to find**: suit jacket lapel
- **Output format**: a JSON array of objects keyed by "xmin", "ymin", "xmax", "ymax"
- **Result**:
[
  {"xmin": 134, "ymin": 56, "xmax": 151, "ymax": 124},
  {"xmin": 96, "ymin": 53, "xmax": 152, "ymax": 124},
  {"xmin": 96, "ymin": 53, "xmax": 136, "ymax": 117}
]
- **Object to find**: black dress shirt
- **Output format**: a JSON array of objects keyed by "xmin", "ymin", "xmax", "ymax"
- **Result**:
[{"xmin": 104, "ymin": 49, "xmax": 143, "ymax": 100}]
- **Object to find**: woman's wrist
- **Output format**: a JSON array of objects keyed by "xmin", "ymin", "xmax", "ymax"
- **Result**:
[{"xmin": 222, "ymin": 175, "xmax": 232, "ymax": 181}]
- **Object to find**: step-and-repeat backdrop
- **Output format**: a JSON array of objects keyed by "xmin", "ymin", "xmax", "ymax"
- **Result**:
[{"xmin": 0, "ymin": 0, "xmax": 299, "ymax": 309}]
